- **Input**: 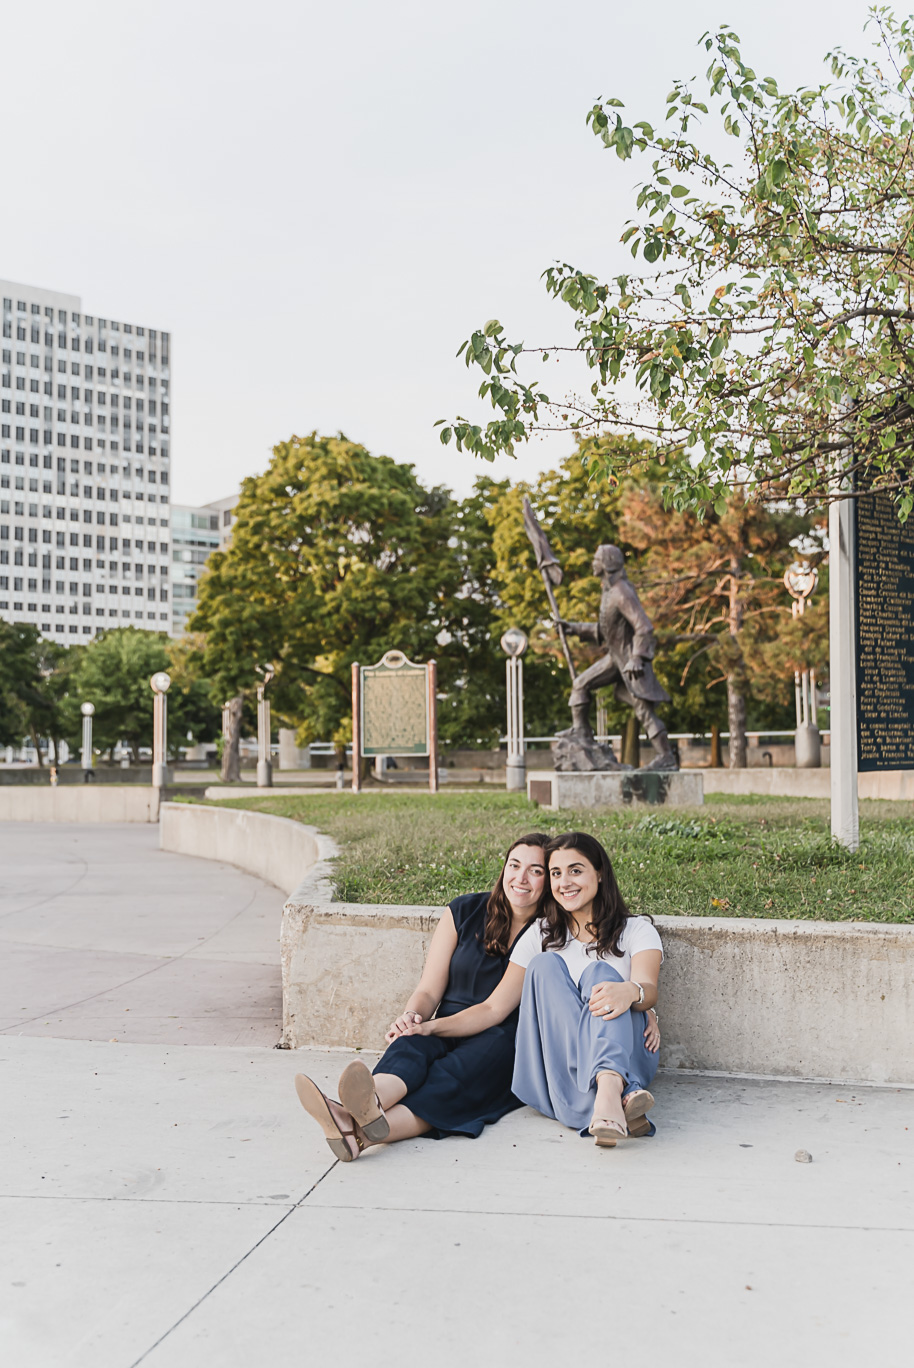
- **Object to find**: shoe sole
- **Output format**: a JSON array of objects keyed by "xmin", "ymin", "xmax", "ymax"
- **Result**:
[
  {"xmin": 338, "ymin": 1060, "xmax": 390, "ymax": 1143},
  {"xmin": 294, "ymin": 1074, "xmax": 356, "ymax": 1162}
]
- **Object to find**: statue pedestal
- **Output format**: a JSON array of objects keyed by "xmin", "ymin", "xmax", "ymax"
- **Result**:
[{"xmin": 527, "ymin": 769, "xmax": 703, "ymax": 810}]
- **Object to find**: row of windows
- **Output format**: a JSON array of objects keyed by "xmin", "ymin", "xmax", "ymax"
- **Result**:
[
  {"xmin": 0, "ymin": 533, "xmax": 169, "ymax": 559},
  {"xmin": 2, "ymin": 354, "xmax": 169, "ymax": 389},
  {"xmin": 2, "ymin": 300, "xmax": 169, "ymax": 342},
  {"xmin": 0, "ymin": 615, "xmax": 170, "ymax": 634},
  {"xmin": 3, "ymin": 392, "xmax": 165, "ymax": 413},
  {"xmin": 1, "ymin": 325, "xmax": 162, "ymax": 365}
]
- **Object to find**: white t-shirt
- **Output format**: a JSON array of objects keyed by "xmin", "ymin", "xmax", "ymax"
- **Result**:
[{"xmin": 509, "ymin": 915, "xmax": 663, "ymax": 988}]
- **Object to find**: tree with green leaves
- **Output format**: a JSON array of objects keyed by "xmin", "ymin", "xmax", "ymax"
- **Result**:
[
  {"xmin": 68, "ymin": 627, "xmax": 217, "ymax": 761},
  {"xmin": 190, "ymin": 433, "xmax": 489, "ymax": 755},
  {"xmin": 440, "ymin": 10, "xmax": 914, "ymax": 518},
  {"xmin": 475, "ymin": 439, "xmax": 818, "ymax": 762},
  {"xmin": 0, "ymin": 624, "xmax": 78, "ymax": 763},
  {"xmin": 617, "ymin": 475, "xmax": 821, "ymax": 764}
]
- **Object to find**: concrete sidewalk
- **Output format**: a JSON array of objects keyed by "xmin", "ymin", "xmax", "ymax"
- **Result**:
[
  {"xmin": 0, "ymin": 824, "xmax": 283, "ymax": 1047},
  {"xmin": 2, "ymin": 1036, "xmax": 910, "ymax": 1368},
  {"xmin": 1, "ymin": 822, "xmax": 910, "ymax": 1367}
]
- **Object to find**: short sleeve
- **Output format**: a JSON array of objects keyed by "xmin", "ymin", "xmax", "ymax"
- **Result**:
[
  {"xmin": 625, "ymin": 916, "xmax": 663, "ymax": 962},
  {"xmin": 509, "ymin": 918, "xmax": 544, "ymax": 970}
]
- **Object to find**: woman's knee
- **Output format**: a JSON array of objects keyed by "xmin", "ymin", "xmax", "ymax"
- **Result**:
[
  {"xmin": 528, "ymin": 951, "xmax": 569, "ymax": 982},
  {"xmin": 580, "ymin": 961, "xmax": 624, "ymax": 989}
]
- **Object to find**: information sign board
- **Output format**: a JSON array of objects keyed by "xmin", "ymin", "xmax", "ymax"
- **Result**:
[
  {"xmin": 360, "ymin": 651, "xmax": 430, "ymax": 757},
  {"xmin": 854, "ymin": 492, "xmax": 914, "ymax": 771}
]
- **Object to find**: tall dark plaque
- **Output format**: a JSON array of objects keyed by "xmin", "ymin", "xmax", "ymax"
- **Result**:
[{"xmin": 854, "ymin": 492, "xmax": 914, "ymax": 771}]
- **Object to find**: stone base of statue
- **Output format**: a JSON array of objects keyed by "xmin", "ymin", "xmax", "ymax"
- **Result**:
[
  {"xmin": 527, "ymin": 768, "xmax": 704, "ymax": 811},
  {"xmin": 551, "ymin": 729, "xmax": 631, "ymax": 773}
]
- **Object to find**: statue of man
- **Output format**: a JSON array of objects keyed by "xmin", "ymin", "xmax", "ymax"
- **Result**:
[{"xmin": 558, "ymin": 544, "xmax": 677, "ymax": 772}]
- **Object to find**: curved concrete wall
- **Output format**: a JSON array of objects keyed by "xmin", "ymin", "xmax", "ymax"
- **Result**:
[
  {"xmin": 281, "ymin": 899, "xmax": 914, "ymax": 1084},
  {"xmin": 159, "ymin": 802, "xmax": 329, "ymax": 895},
  {"xmin": 0, "ymin": 785, "xmax": 159, "ymax": 822}
]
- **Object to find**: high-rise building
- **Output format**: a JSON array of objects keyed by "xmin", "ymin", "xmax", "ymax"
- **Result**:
[
  {"xmin": 170, "ymin": 494, "xmax": 237, "ymax": 636},
  {"xmin": 0, "ymin": 278, "xmax": 172, "ymax": 640}
]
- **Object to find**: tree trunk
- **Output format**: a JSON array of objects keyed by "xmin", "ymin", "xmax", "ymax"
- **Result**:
[
  {"xmin": 29, "ymin": 724, "xmax": 44, "ymax": 767},
  {"xmin": 727, "ymin": 552, "xmax": 747, "ymax": 769},
  {"xmin": 620, "ymin": 713, "xmax": 640, "ymax": 768},
  {"xmin": 51, "ymin": 735, "xmax": 60, "ymax": 767},
  {"xmin": 727, "ymin": 682, "xmax": 747, "ymax": 769},
  {"xmin": 710, "ymin": 723, "xmax": 722, "ymax": 768},
  {"xmin": 221, "ymin": 694, "xmax": 244, "ymax": 783}
]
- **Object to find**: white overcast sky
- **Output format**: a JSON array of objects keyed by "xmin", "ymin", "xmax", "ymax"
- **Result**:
[{"xmin": 1, "ymin": 0, "xmax": 881, "ymax": 504}]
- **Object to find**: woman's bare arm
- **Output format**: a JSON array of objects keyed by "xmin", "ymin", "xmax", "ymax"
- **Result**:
[
  {"xmin": 588, "ymin": 949, "xmax": 662, "ymax": 1019},
  {"xmin": 407, "ymin": 963, "xmax": 527, "ymax": 1040},
  {"xmin": 386, "ymin": 910, "xmax": 458, "ymax": 1038}
]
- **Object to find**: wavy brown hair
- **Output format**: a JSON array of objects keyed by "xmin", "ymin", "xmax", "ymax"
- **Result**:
[
  {"xmin": 542, "ymin": 831, "xmax": 645, "ymax": 959},
  {"xmin": 484, "ymin": 832, "xmax": 550, "ymax": 956}
]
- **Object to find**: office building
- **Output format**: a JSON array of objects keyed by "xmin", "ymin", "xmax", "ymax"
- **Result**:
[
  {"xmin": 170, "ymin": 494, "xmax": 237, "ymax": 635},
  {"xmin": 0, "ymin": 278, "xmax": 171, "ymax": 639}
]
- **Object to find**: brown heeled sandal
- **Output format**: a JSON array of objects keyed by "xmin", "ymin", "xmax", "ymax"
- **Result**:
[
  {"xmin": 294, "ymin": 1074, "xmax": 365, "ymax": 1162},
  {"xmin": 338, "ymin": 1060, "xmax": 391, "ymax": 1143},
  {"xmin": 623, "ymin": 1089, "xmax": 655, "ymax": 1138}
]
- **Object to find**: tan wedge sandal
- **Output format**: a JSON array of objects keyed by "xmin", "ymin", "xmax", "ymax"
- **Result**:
[
  {"xmin": 338, "ymin": 1060, "xmax": 390, "ymax": 1143},
  {"xmin": 294, "ymin": 1074, "xmax": 364, "ymax": 1162},
  {"xmin": 588, "ymin": 1117, "xmax": 628, "ymax": 1148}
]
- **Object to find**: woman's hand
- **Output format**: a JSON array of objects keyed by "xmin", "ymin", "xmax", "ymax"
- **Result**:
[
  {"xmin": 643, "ymin": 1008, "xmax": 660, "ymax": 1054},
  {"xmin": 385, "ymin": 1010, "xmax": 423, "ymax": 1043},
  {"xmin": 588, "ymin": 981, "xmax": 639, "ymax": 1021}
]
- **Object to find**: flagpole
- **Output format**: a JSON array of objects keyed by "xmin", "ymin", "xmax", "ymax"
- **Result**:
[
  {"xmin": 540, "ymin": 571, "xmax": 576, "ymax": 682},
  {"xmin": 522, "ymin": 495, "xmax": 577, "ymax": 684}
]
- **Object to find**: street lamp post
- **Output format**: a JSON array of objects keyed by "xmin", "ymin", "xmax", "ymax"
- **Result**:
[
  {"xmin": 150, "ymin": 671, "xmax": 172, "ymax": 788},
  {"xmin": 784, "ymin": 566, "xmax": 821, "ymax": 768},
  {"xmin": 501, "ymin": 628, "xmax": 528, "ymax": 792},
  {"xmin": 256, "ymin": 665, "xmax": 275, "ymax": 788},
  {"xmin": 80, "ymin": 702, "xmax": 95, "ymax": 781}
]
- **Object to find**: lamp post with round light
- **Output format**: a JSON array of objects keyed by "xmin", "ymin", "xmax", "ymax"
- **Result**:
[
  {"xmin": 150, "ymin": 671, "xmax": 172, "ymax": 788},
  {"xmin": 80, "ymin": 702, "xmax": 95, "ymax": 781},
  {"xmin": 256, "ymin": 664, "xmax": 275, "ymax": 788},
  {"xmin": 501, "ymin": 628, "xmax": 528, "ymax": 792},
  {"xmin": 784, "ymin": 565, "xmax": 821, "ymax": 768}
]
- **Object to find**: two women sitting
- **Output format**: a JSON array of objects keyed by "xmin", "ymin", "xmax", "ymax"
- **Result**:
[{"xmin": 295, "ymin": 830, "xmax": 662, "ymax": 1159}]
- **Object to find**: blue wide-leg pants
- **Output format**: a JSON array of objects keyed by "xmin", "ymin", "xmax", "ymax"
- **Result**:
[{"xmin": 512, "ymin": 952, "xmax": 659, "ymax": 1134}]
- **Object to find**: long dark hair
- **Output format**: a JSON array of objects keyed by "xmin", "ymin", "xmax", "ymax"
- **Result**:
[
  {"xmin": 542, "ymin": 831, "xmax": 640, "ymax": 959},
  {"xmin": 484, "ymin": 832, "xmax": 550, "ymax": 956}
]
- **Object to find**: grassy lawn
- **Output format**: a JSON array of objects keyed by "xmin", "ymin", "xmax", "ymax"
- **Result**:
[{"xmin": 203, "ymin": 790, "xmax": 914, "ymax": 923}]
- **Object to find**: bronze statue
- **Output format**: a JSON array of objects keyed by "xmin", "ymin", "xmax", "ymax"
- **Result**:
[{"xmin": 522, "ymin": 499, "xmax": 677, "ymax": 774}]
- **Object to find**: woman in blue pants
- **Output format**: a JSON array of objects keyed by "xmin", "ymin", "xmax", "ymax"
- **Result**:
[
  {"xmin": 388, "ymin": 831, "xmax": 661, "ymax": 1147},
  {"xmin": 511, "ymin": 831, "xmax": 662, "ymax": 1145}
]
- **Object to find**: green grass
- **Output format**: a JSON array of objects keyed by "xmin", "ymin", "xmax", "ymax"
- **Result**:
[{"xmin": 204, "ymin": 790, "xmax": 914, "ymax": 923}]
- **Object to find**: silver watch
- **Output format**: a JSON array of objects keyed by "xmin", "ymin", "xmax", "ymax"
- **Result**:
[{"xmin": 632, "ymin": 981, "xmax": 645, "ymax": 1006}]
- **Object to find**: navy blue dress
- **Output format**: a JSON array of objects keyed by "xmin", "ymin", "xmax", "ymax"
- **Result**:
[{"xmin": 373, "ymin": 891, "xmax": 535, "ymax": 1139}]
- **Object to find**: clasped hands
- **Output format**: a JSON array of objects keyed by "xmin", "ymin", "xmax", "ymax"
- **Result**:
[{"xmin": 385, "ymin": 1010, "xmax": 429, "ymax": 1043}]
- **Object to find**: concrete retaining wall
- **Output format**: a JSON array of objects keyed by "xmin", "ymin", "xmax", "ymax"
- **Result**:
[
  {"xmin": 0, "ymin": 785, "xmax": 159, "ymax": 822},
  {"xmin": 281, "ymin": 901, "xmax": 914, "ymax": 1084},
  {"xmin": 702, "ymin": 768, "xmax": 914, "ymax": 799},
  {"xmin": 159, "ymin": 802, "xmax": 329, "ymax": 895}
]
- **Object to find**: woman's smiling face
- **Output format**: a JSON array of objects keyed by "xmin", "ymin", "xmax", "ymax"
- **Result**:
[
  {"xmin": 549, "ymin": 848, "xmax": 600, "ymax": 919},
  {"xmin": 502, "ymin": 845, "xmax": 547, "ymax": 911}
]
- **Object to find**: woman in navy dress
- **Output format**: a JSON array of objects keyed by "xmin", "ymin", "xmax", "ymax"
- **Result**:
[
  {"xmin": 372, "ymin": 831, "xmax": 662, "ymax": 1149},
  {"xmin": 294, "ymin": 833, "xmax": 549, "ymax": 1161}
]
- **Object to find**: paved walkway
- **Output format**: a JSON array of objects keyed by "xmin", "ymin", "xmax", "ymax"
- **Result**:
[
  {"xmin": 0, "ymin": 824, "xmax": 282, "ymax": 1047},
  {"xmin": 1, "ymin": 824, "xmax": 910, "ymax": 1368}
]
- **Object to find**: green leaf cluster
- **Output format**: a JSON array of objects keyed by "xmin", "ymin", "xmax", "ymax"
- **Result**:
[{"xmin": 441, "ymin": 9, "xmax": 914, "ymax": 516}]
